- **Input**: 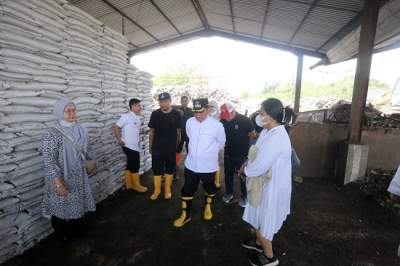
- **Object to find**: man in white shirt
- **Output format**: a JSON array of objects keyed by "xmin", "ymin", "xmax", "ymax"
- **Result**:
[
  {"xmin": 208, "ymin": 100, "xmax": 222, "ymax": 189},
  {"xmin": 173, "ymin": 98, "xmax": 226, "ymax": 227},
  {"xmin": 113, "ymin": 98, "xmax": 147, "ymax": 193}
]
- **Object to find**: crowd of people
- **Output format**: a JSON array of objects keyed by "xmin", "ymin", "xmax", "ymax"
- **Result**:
[{"xmin": 40, "ymin": 94, "xmax": 399, "ymax": 266}]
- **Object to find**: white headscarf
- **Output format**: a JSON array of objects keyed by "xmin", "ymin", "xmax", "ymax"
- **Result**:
[
  {"xmin": 208, "ymin": 100, "xmax": 220, "ymax": 119},
  {"xmin": 53, "ymin": 98, "xmax": 88, "ymax": 180}
]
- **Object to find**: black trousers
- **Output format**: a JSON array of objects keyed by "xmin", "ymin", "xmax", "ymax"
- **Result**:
[
  {"xmin": 122, "ymin": 147, "xmax": 140, "ymax": 172},
  {"xmin": 51, "ymin": 216, "xmax": 84, "ymax": 239},
  {"xmin": 181, "ymin": 167, "xmax": 217, "ymax": 197},
  {"xmin": 224, "ymin": 155, "xmax": 247, "ymax": 198},
  {"xmin": 176, "ymin": 135, "xmax": 189, "ymax": 153},
  {"xmin": 152, "ymin": 148, "xmax": 175, "ymax": 176}
]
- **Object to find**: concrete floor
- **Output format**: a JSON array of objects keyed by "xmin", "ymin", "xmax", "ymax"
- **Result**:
[{"xmin": 3, "ymin": 171, "xmax": 400, "ymax": 266}]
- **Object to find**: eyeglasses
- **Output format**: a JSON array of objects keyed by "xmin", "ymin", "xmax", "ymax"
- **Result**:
[{"xmin": 64, "ymin": 109, "xmax": 76, "ymax": 114}]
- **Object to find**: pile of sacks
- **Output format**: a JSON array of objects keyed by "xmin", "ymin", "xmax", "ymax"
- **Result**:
[{"xmin": 0, "ymin": 0, "xmax": 152, "ymax": 263}]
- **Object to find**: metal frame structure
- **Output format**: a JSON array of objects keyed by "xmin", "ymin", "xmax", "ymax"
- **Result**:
[
  {"xmin": 70, "ymin": 0, "xmax": 396, "ymax": 144},
  {"xmin": 71, "ymin": 0, "xmax": 368, "ymax": 59}
]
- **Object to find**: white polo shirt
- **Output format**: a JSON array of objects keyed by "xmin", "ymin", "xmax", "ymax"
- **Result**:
[
  {"xmin": 116, "ymin": 111, "xmax": 141, "ymax": 152},
  {"xmin": 185, "ymin": 116, "xmax": 226, "ymax": 173}
]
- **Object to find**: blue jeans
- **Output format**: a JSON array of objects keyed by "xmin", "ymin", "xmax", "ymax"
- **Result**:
[{"xmin": 291, "ymin": 148, "xmax": 301, "ymax": 172}]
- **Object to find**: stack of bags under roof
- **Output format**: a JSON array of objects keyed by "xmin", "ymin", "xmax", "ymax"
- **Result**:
[{"xmin": 0, "ymin": 0, "xmax": 153, "ymax": 263}]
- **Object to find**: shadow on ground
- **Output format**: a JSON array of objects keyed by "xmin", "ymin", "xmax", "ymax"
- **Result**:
[{"xmin": 3, "ymin": 169, "xmax": 400, "ymax": 266}]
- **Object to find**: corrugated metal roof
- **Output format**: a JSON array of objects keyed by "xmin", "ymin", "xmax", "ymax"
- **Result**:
[
  {"xmin": 69, "ymin": 0, "xmax": 397, "ymax": 61},
  {"xmin": 70, "ymin": 0, "xmax": 115, "ymax": 18}
]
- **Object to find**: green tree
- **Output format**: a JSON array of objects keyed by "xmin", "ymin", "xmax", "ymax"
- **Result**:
[
  {"xmin": 263, "ymin": 81, "xmax": 280, "ymax": 94},
  {"xmin": 261, "ymin": 76, "xmax": 390, "ymax": 100},
  {"xmin": 153, "ymin": 64, "xmax": 209, "ymax": 87}
]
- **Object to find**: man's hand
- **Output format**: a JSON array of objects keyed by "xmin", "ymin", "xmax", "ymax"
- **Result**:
[
  {"xmin": 117, "ymin": 139, "xmax": 125, "ymax": 146},
  {"xmin": 237, "ymin": 160, "xmax": 248, "ymax": 177}
]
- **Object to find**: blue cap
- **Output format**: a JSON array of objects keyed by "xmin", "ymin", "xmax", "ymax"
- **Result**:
[{"xmin": 158, "ymin": 92, "xmax": 171, "ymax": 101}]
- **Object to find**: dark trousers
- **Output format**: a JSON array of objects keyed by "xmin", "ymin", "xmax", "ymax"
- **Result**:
[
  {"xmin": 224, "ymin": 155, "xmax": 247, "ymax": 198},
  {"xmin": 176, "ymin": 135, "xmax": 189, "ymax": 153},
  {"xmin": 51, "ymin": 216, "xmax": 69, "ymax": 239},
  {"xmin": 181, "ymin": 168, "xmax": 217, "ymax": 197},
  {"xmin": 152, "ymin": 148, "xmax": 175, "ymax": 175},
  {"xmin": 51, "ymin": 216, "xmax": 86, "ymax": 240},
  {"xmin": 122, "ymin": 147, "xmax": 140, "ymax": 172}
]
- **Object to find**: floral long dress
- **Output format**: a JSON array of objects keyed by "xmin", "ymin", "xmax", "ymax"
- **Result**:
[{"xmin": 41, "ymin": 128, "xmax": 95, "ymax": 220}]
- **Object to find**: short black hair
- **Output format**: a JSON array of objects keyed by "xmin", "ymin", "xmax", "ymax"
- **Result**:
[
  {"xmin": 181, "ymin": 95, "xmax": 189, "ymax": 100},
  {"xmin": 129, "ymin": 98, "xmax": 141, "ymax": 109}
]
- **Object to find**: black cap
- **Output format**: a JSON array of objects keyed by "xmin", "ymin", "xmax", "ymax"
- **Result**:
[
  {"xmin": 158, "ymin": 92, "xmax": 171, "ymax": 101},
  {"xmin": 193, "ymin": 98, "xmax": 208, "ymax": 112}
]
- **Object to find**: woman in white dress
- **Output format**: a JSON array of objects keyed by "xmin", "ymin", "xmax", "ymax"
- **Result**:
[
  {"xmin": 388, "ymin": 166, "xmax": 400, "ymax": 257},
  {"xmin": 239, "ymin": 98, "xmax": 294, "ymax": 266}
]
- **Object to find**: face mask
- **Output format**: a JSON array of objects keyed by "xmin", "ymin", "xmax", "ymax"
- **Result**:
[
  {"xmin": 255, "ymin": 114, "xmax": 265, "ymax": 128},
  {"xmin": 209, "ymin": 110, "xmax": 218, "ymax": 118},
  {"xmin": 60, "ymin": 120, "xmax": 76, "ymax": 127}
]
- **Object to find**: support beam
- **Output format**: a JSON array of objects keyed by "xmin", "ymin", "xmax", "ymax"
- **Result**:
[
  {"xmin": 101, "ymin": 0, "xmax": 159, "ymax": 42},
  {"xmin": 294, "ymin": 54, "xmax": 303, "ymax": 113},
  {"xmin": 128, "ymin": 42, "xmax": 138, "ymax": 48},
  {"xmin": 190, "ymin": 0, "xmax": 209, "ymax": 30},
  {"xmin": 149, "ymin": 0, "xmax": 182, "ymax": 35},
  {"xmin": 260, "ymin": 0, "xmax": 271, "ymax": 39},
  {"xmin": 128, "ymin": 31, "xmax": 209, "ymax": 57},
  {"xmin": 349, "ymin": 0, "xmax": 379, "ymax": 144},
  {"xmin": 281, "ymin": 0, "xmax": 359, "ymax": 13},
  {"xmin": 210, "ymin": 30, "xmax": 326, "ymax": 58},
  {"xmin": 228, "ymin": 0, "xmax": 236, "ymax": 34},
  {"xmin": 316, "ymin": 11, "xmax": 363, "ymax": 52},
  {"xmin": 288, "ymin": 0, "xmax": 319, "ymax": 45},
  {"xmin": 122, "ymin": 16, "xmax": 125, "ymax": 35},
  {"xmin": 128, "ymin": 29, "xmax": 327, "ymax": 58}
]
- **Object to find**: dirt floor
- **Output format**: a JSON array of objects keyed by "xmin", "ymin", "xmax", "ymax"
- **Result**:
[{"xmin": 3, "ymin": 169, "xmax": 400, "ymax": 266}]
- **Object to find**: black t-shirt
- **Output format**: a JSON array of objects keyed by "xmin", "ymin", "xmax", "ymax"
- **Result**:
[
  {"xmin": 148, "ymin": 109, "xmax": 181, "ymax": 151},
  {"xmin": 221, "ymin": 113, "xmax": 254, "ymax": 157},
  {"xmin": 179, "ymin": 106, "xmax": 194, "ymax": 136}
]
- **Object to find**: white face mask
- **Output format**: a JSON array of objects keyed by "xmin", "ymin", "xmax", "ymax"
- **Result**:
[
  {"xmin": 60, "ymin": 120, "xmax": 76, "ymax": 127},
  {"xmin": 209, "ymin": 110, "xmax": 218, "ymax": 118},
  {"xmin": 255, "ymin": 114, "xmax": 266, "ymax": 128}
]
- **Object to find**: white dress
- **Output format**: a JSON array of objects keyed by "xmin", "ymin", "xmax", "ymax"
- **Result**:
[
  {"xmin": 242, "ymin": 125, "xmax": 292, "ymax": 241},
  {"xmin": 388, "ymin": 166, "xmax": 400, "ymax": 196}
]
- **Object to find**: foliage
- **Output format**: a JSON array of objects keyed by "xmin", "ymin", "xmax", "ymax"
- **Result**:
[
  {"xmin": 153, "ymin": 64, "xmax": 208, "ymax": 87},
  {"xmin": 261, "ymin": 76, "xmax": 390, "ymax": 100}
]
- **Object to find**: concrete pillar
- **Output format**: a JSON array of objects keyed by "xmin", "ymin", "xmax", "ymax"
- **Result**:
[
  {"xmin": 349, "ymin": 0, "xmax": 379, "ymax": 143},
  {"xmin": 294, "ymin": 54, "xmax": 303, "ymax": 113}
]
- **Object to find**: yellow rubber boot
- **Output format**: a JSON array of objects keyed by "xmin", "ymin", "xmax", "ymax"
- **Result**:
[
  {"xmin": 130, "ymin": 172, "xmax": 147, "ymax": 193},
  {"xmin": 173, "ymin": 197, "xmax": 193, "ymax": 228},
  {"xmin": 164, "ymin": 174, "xmax": 173, "ymax": 199},
  {"xmin": 203, "ymin": 194, "xmax": 215, "ymax": 220},
  {"xmin": 124, "ymin": 171, "xmax": 133, "ymax": 190},
  {"xmin": 150, "ymin": 175, "xmax": 162, "ymax": 200},
  {"xmin": 214, "ymin": 169, "xmax": 221, "ymax": 189}
]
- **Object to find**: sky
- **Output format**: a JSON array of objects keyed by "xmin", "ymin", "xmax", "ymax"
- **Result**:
[{"xmin": 130, "ymin": 36, "xmax": 400, "ymax": 97}]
